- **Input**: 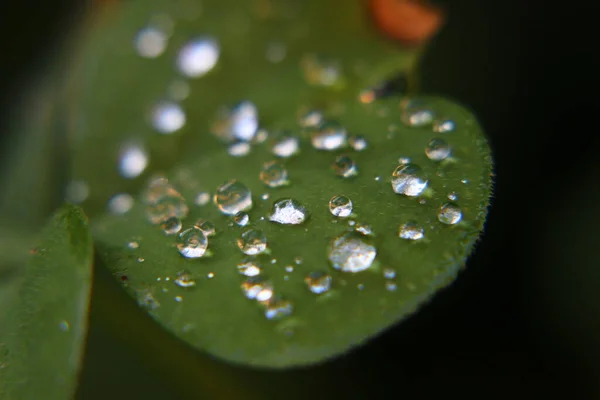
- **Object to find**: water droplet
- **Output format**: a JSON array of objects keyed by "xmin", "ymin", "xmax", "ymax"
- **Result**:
[
  {"xmin": 385, "ymin": 281, "xmax": 398, "ymax": 292},
  {"xmin": 375, "ymin": 176, "xmax": 382, "ymax": 182},
  {"xmin": 146, "ymin": 195, "xmax": 189, "ymax": 224},
  {"xmin": 176, "ymin": 227, "xmax": 208, "ymax": 258},
  {"xmin": 425, "ymin": 138, "xmax": 452, "ymax": 161},
  {"xmin": 58, "ymin": 320, "xmax": 70, "ymax": 332},
  {"xmin": 461, "ymin": 179, "xmax": 469, "ymax": 184},
  {"xmin": 261, "ymin": 193, "xmax": 270, "ymax": 201},
  {"xmin": 213, "ymin": 180, "xmax": 253, "ymax": 215},
  {"xmin": 311, "ymin": 121, "xmax": 347, "ymax": 150},
  {"xmin": 401, "ymin": 103, "xmax": 434, "ymax": 127},
  {"xmin": 272, "ymin": 135, "xmax": 299, "ymax": 158},
  {"xmin": 65, "ymin": 180, "xmax": 89, "ymax": 204},
  {"xmin": 134, "ymin": 27, "xmax": 168, "ymax": 58},
  {"xmin": 294, "ymin": 256, "xmax": 303, "ymax": 265},
  {"xmin": 119, "ymin": 143, "xmax": 148, "ymax": 179},
  {"xmin": 127, "ymin": 241, "xmax": 139, "ymax": 249},
  {"xmin": 237, "ymin": 229, "xmax": 267, "ymax": 255},
  {"xmin": 285, "ymin": 265, "xmax": 294, "ymax": 273},
  {"xmin": 438, "ymin": 202, "xmax": 462, "ymax": 225},
  {"xmin": 447, "ymin": 192, "xmax": 459, "ymax": 201},
  {"xmin": 228, "ymin": 142, "xmax": 251, "ymax": 157},
  {"xmin": 357, "ymin": 283, "xmax": 365, "ymax": 290},
  {"xmin": 260, "ymin": 161, "xmax": 289, "ymax": 187},
  {"xmin": 391, "ymin": 163, "xmax": 428, "ymax": 196},
  {"xmin": 107, "ymin": 193, "xmax": 134, "ymax": 214},
  {"xmin": 137, "ymin": 290, "xmax": 160, "ymax": 310},
  {"xmin": 194, "ymin": 219, "xmax": 216, "ymax": 237},
  {"xmin": 398, "ymin": 157, "xmax": 411, "ymax": 165},
  {"xmin": 161, "ymin": 216, "xmax": 182, "ymax": 235},
  {"xmin": 152, "ymin": 101, "xmax": 186, "ymax": 134},
  {"xmin": 332, "ymin": 155, "xmax": 358, "ymax": 178},
  {"xmin": 212, "ymin": 101, "xmax": 259, "ymax": 142},
  {"xmin": 329, "ymin": 195, "xmax": 352, "ymax": 218},
  {"xmin": 298, "ymin": 109, "xmax": 323, "ymax": 128},
  {"xmin": 304, "ymin": 272, "xmax": 332, "ymax": 294},
  {"xmin": 234, "ymin": 211, "xmax": 250, "ymax": 226},
  {"xmin": 177, "ymin": 37, "xmax": 219, "ymax": 78},
  {"xmin": 266, "ymin": 41, "xmax": 286, "ymax": 63},
  {"xmin": 207, "ymin": 272, "xmax": 215, "ymax": 279},
  {"xmin": 301, "ymin": 54, "xmax": 342, "ymax": 87},
  {"xmin": 268, "ymin": 198, "xmax": 309, "ymax": 225},
  {"xmin": 383, "ymin": 268, "xmax": 396, "ymax": 279},
  {"xmin": 355, "ymin": 223, "xmax": 373, "ymax": 236},
  {"xmin": 241, "ymin": 276, "xmax": 273, "ymax": 301},
  {"xmin": 433, "ymin": 118, "xmax": 456, "ymax": 133},
  {"xmin": 237, "ymin": 258, "xmax": 262, "ymax": 276},
  {"xmin": 264, "ymin": 297, "xmax": 293, "ymax": 320},
  {"xmin": 399, "ymin": 222, "xmax": 425, "ymax": 240},
  {"xmin": 328, "ymin": 231, "xmax": 377, "ymax": 273},
  {"xmin": 137, "ymin": 257, "xmax": 145, "ymax": 263},
  {"xmin": 174, "ymin": 270, "xmax": 196, "ymax": 287},
  {"xmin": 348, "ymin": 135, "xmax": 368, "ymax": 151},
  {"xmin": 194, "ymin": 191, "xmax": 210, "ymax": 206}
]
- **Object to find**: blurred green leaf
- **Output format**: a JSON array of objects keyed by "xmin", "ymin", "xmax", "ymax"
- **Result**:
[{"xmin": 0, "ymin": 205, "xmax": 93, "ymax": 399}]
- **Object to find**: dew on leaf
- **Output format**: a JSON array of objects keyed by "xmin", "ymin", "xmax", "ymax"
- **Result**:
[
  {"xmin": 260, "ymin": 161, "xmax": 289, "ymax": 187},
  {"xmin": 194, "ymin": 191, "xmax": 210, "ymax": 206},
  {"xmin": 284, "ymin": 265, "xmax": 294, "ymax": 273},
  {"xmin": 177, "ymin": 37, "xmax": 219, "ymax": 78},
  {"xmin": 398, "ymin": 157, "xmax": 411, "ymax": 165},
  {"xmin": 174, "ymin": 270, "xmax": 196, "ymax": 288},
  {"xmin": 310, "ymin": 121, "xmax": 347, "ymax": 150},
  {"xmin": 237, "ymin": 258, "xmax": 262, "ymax": 277},
  {"xmin": 176, "ymin": 227, "xmax": 208, "ymax": 258},
  {"xmin": 433, "ymin": 118, "xmax": 456, "ymax": 133},
  {"xmin": 134, "ymin": 27, "xmax": 168, "ymax": 58},
  {"xmin": 263, "ymin": 297, "xmax": 293, "ymax": 320},
  {"xmin": 146, "ymin": 194, "xmax": 189, "ymax": 224},
  {"xmin": 211, "ymin": 101, "xmax": 259, "ymax": 142},
  {"xmin": 447, "ymin": 192, "xmax": 459, "ymax": 201},
  {"xmin": 233, "ymin": 211, "xmax": 250, "ymax": 226},
  {"xmin": 161, "ymin": 216, "xmax": 182, "ymax": 235},
  {"xmin": 237, "ymin": 229, "xmax": 267, "ymax": 255},
  {"xmin": 213, "ymin": 179, "xmax": 253, "ymax": 216},
  {"xmin": 298, "ymin": 109, "xmax": 323, "ymax": 128},
  {"xmin": 438, "ymin": 202, "xmax": 462, "ymax": 225},
  {"xmin": 137, "ymin": 290, "xmax": 160, "ymax": 311},
  {"xmin": 127, "ymin": 241, "xmax": 139, "ymax": 249},
  {"xmin": 305, "ymin": 271, "xmax": 332, "ymax": 294},
  {"xmin": 383, "ymin": 268, "xmax": 396, "ymax": 279},
  {"xmin": 425, "ymin": 138, "xmax": 452, "ymax": 161},
  {"xmin": 328, "ymin": 231, "xmax": 377, "ymax": 273},
  {"xmin": 348, "ymin": 135, "xmax": 368, "ymax": 151},
  {"xmin": 355, "ymin": 223, "xmax": 373, "ymax": 236},
  {"xmin": 58, "ymin": 320, "xmax": 70, "ymax": 332},
  {"xmin": 228, "ymin": 142, "xmax": 251, "ymax": 157},
  {"xmin": 385, "ymin": 281, "xmax": 397, "ymax": 292},
  {"xmin": 301, "ymin": 54, "xmax": 342, "ymax": 87},
  {"xmin": 241, "ymin": 276, "xmax": 274, "ymax": 301},
  {"xmin": 391, "ymin": 163, "xmax": 428, "ymax": 196},
  {"xmin": 118, "ymin": 143, "xmax": 148, "ymax": 179},
  {"xmin": 329, "ymin": 195, "xmax": 352, "ymax": 218},
  {"xmin": 332, "ymin": 155, "xmax": 358, "ymax": 178},
  {"xmin": 272, "ymin": 135, "xmax": 299, "ymax": 158},
  {"xmin": 151, "ymin": 101, "xmax": 185, "ymax": 134},
  {"xmin": 268, "ymin": 198, "xmax": 308, "ymax": 225},
  {"xmin": 400, "ymin": 103, "xmax": 434, "ymax": 127},
  {"xmin": 194, "ymin": 219, "xmax": 216, "ymax": 237},
  {"xmin": 398, "ymin": 222, "xmax": 425, "ymax": 240}
]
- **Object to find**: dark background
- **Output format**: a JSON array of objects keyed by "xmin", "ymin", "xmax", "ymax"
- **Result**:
[{"xmin": 1, "ymin": 0, "xmax": 598, "ymax": 398}]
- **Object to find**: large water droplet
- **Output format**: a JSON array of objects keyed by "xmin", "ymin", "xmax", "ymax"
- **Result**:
[
  {"xmin": 134, "ymin": 27, "xmax": 168, "ymax": 58},
  {"xmin": 194, "ymin": 219, "xmax": 216, "ymax": 237},
  {"xmin": 213, "ymin": 180, "xmax": 253, "ymax": 216},
  {"xmin": 174, "ymin": 270, "xmax": 196, "ymax": 288},
  {"xmin": 107, "ymin": 193, "xmax": 134, "ymax": 215},
  {"xmin": 329, "ymin": 195, "xmax": 352, "ymax": 218},
  {"xmin": 310, "ymin": 121, "xmax": 347, "ymax": 150},
  {"xmin": 146, "ymin": 195, "xmax": 189, "ymax": 225},
  {"xmin": 177, "ymin": 37, "xmax": 219, "ymax": 78},
  {"xmin": 332, "ymin": 155, "xmax": 358, "ymax": 178},
  {"xmin": 398, "ymin": 222, "xmax": 425, "ymax": 240},
  {"xmin": 438, "ymin": 202, "xmax": 462, "ymax": 225},
  {"xmin": 161, "ymin": 216, "xmax": 182, "ymax": 235},
  {"xmin": 304, "ymin": 272, "xmax": 332, "ymax": 294},
  {"xmin": 237, "ymin": 229, "xmax": 267, "ymax": 255},
  {"xmin": 268, "ymin": 198, "xmax": 308, "ymax": 225},
  {"xmin": 263, "ymin": 297, "xmax": 293, "ymax": 320},
  {"xmin": 241, "ymin": 276, "xmax": 274, "ymax": 301},
  {"xmin": 212, "ymin": 101, "xmax": 259, "ymax": 142},
  {"xmin": 272, "ymin": 135, "xmax": 299, "ymax": 158},
  {"xmin": 260, "ymin": 161, "xmax": 289, "ymax": 187},
  {"xmin": 391, "ymin": 163, "xmax": 428, "ymax": 196},
  {"xmin": 328, "ymin": 231, "xmax": 377, "ymax": 273},
  {"xmin": 348, "ymin": 135, "xmax": 368, "ymax": 151},
  {"xmin": 151, "ymin": 101, "xmax": 186, "ymax": 134},
  {"xmin": 176, "ymin": 227, "xmax": 208, "ymax": 258},
  {"xmin": 237, "ymin": 258, "xmax": 262, "ymax": 276},
  {"xmin": 119, "ymin": 143, "xmax": 149, "ymax": 179},
  {"xmin": 233, "ymin": 211, "xmax": 250, "ymax": 226},
  {"xmin": 425, "ymin": 138, "xmax": 452, "ymax": 161}
]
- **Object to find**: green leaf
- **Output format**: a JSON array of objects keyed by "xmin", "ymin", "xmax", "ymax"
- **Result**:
[
  {"xmin": 0, "ymin": 205, "xmax": 93, "ymax": 399},
  {"xmin": 92, "ymin": 96, "xmax": 492, "ymax": 367}
]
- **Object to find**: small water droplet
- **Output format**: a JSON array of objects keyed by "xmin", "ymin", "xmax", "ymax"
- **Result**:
[
  {"xmin": 399, "ymin": 222, "xmax": 425, "ymax": 240},
  {"xmin": 261, "ymin": 193, "xmax": 270, "ymax": 201},
  {"xmin": 176, "ymin": 227, "xmax": 208, "ymax": 258},
  {"xmin": 137, "ymin": 257, "xmax": 145, "ymax": 263},
  {"xmin": 177, "ymin": 37, "xmax": 219, "ymax": 78},
  {"xmin": 266, "ymin": 41, "xmax": 286, "ymax": 63},
  {"xmin": 194, "ymin": 219, "xmax": 216, "ymax": 237},
  {"xmin": 174, "ymin": 270, "xmax": 196, "ymax": 287},
  {"xmin": 268, "ymin": 198, "xmax": 309, "ymax": 225},
  {"xmin": 301, "ymin": 54, "xmax": 342, "ymax": 87},
  {"xmin": 137, "ymin": 290, "xmax": 160, "ymax": 311},
  {"xmin": 433, "ymin": 118, "xmax": 456, "ymax": 133},
  {"xmin": 174, "ymin": 295, "xmax": 183, "ymax": 302},
  {"xmin": 58, "ymin": 320, "xmax": 70, "ymax": 332},
  {"xmin": 194, "ymin": 191, "xmax": 211, "ymax": 206},
  {"xmin": 207, "ymin": 272, "xmax": 215, "ymax": 279},
  {"xmin": 438, "ymin": 202, "xmax": 463, "ymax": 225},
  {"xmin": 294, "ymin": 256, "xmax": 303, "ymax": 265},
  {"xmin": 461, "ymin": 179, "xmax": 469, "ymax": 184},
  {"xmin": 272, "ymin": 135, "xmax": 299, "ymax": 158},
  {"xmin": 285, "ymin": 265, "xmax": 294, "ymax": 273},
  {"xmin": 118, "ymin": 143, "xmax": 148, "ymax": 179},
  {"xmin": 383, "ymin": 268, "xmax": 396, "ymax": 279},
  {"xmin": 241, "ymin": 276, "xmax": 274, "ymax": 301},
  {"xmin": 391, "ymin": 163, "xmax": 428, "ymax": 196},
  {"xmin": 425, "ymin": 138, "xmax": 452, "ymax": 161},
  {"xmin": 212, "ymin": 101, "xmax": 259, "ymax": 142},
  {"xmin": 348, "ymin": 135, "xmax": 368, "ymax": 151},
  {"xmin": 311, "ymin": 121, "xmax": 347, "ymax": 150},
  {"xmin": 228, "ymin": 142, "xmax": 251, "ymax": 157},
  {"xmin": 385, "ymin": 281, "xmax": 397, "ymax": 292},
  {"xmin": 263, "ymin": 297, "xmax": 293, "ymax": 320},
  {"xmin": 127, "ymin": 241, "xmax": 139, "ymax": 249},
  {"xmin": 134, "ymin": 27, "xmax": 168, "ymax": 58},
  {"xmin": 237, "ymin": 258, "xmax": 262, "ymax": 276},
  {"xmin": 401, "ymin": 103, "xmax": 435, "ymax": 127},
  {"xmin": 234, "ymin": 211, "xmax": 250, "ymax": 226},
  {"xmin": 355, "ymin": 223, "xmax": 373, "ymax": 236},
  {"xmin": 328, "ymin": 231, "xmax": 377, "ymax": 273},
  {"xmin": 65, "ymin": 180, "xmax": 89, "ymax": 204},
  {"xmin": 329, "ymin": 195, "xmax": 353, "ymax": 218},
  {"xmin": 151, "ymin": 101, "xmax": 185, "ymax": 134},
  {"xmin": 332, "ymin": 155, "xmax": 358, "ymax": 178},
  {"xmin": 447, "ymin": 192, "xmax": 459, "ymax": 201},
  {"xmin": 237, "ymin": 229, "xmax": 267, "ymax": 255},
  {"xmin": 357, "ymin": 283, "xmax": 365, "ymax": 290},
  {"xmin": 161, "ymin": 216, "xmax": 182, "ymax": 235},
  {"xmin": 253, "ymin": 128, "xmax": 269, "ymax": 144},
  {"xmin": 304, "ymin": 271, "xmax": 332, "ymax": 294},
  {"xmin": 260, "ymin": 161, "xmax": 289, "ymax": 187},
  {"xmin": 298, "ymin": 109, "xmax": 323, "ymax": 128},
  {"xmin": 398, "ymin": 157, "xmax": 411, "ymax": 165},
  {"xmin": 213, "ymin": 180, "xmax": 253, "ymax": 215}
]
